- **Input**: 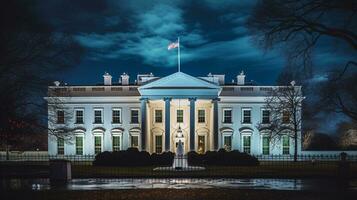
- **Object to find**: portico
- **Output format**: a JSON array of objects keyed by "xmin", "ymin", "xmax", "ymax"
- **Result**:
[{"xmin": 138, "ymin": 72, "xmax": 221, "ymax": 154}]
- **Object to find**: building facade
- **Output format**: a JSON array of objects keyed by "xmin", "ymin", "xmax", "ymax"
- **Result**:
[{"xmin": 47, "ymin": 71, "xmax": 302, "ymax": 156}]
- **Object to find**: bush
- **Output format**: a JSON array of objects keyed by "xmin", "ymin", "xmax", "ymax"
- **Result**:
[
  {"xmin": 187, "ymin": 149, "xmax": 259, "ymax": 166},
  {"xmin": 93, "ymin": 148, "xmax": 174, "ymax": 167}
]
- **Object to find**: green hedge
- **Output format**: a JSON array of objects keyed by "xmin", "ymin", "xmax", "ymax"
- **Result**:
[
  {"xmin": 93, "ymin": 148, "xmax": 174, "ymax": 167},
  {"xmin": 187, "ymin": 149, "xmax": 259, "ymax": 166}
]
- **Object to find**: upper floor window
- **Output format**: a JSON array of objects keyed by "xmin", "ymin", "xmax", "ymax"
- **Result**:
[
  {"xmin": 57, "ymin": 110, "xmax": 64, "ymax": 124},
  {"xmin": 198, "ymin": 109, "xmax": 205, "ymax": 123},
  {"xmin": 57, "ymin": 138, "xmax": 64, "ymax": 155},
  {"xmin": 177, "ymin": 110, "xmax": 184, "ymax": 123},
  {"xmin": 94, "ymin": 109, "xmax": 103, "ymax": 124},
  {"xmin": 282, "ymin": 111, "xmax": 290, "ymax": 124},
  {"xmin": 112, "ymin": 109, "xmax": 121, "ymax": 124},
  {"xmin": 242, "ymin": 109, "xmax": 251, "ymax": 124},
  {"xmin": 262, "ymin": 110, "xmax": 270, "ymax": 124},
  {"xmin": 131, "ymin": 109, "xmax": 139, "ymax": 124},
  {"xmin": 155, "ymin": 110, "xmax": 163, "ymax": 123},
  {"xmin": 223, "ymin": 109, "xmax": 232, "ymax": 123},
  {"xmin": 75, "ymin": 110, "xmax": 84, "ymax": 124}
]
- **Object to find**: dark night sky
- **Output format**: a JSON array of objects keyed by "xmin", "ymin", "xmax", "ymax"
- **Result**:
[
  {"xmin": 36, "ymin": 0, "xmax": 353, "ymax": 87},
  {"xmin": 34, "ymin": 0, "xmax": 283, "ymax": 85}
]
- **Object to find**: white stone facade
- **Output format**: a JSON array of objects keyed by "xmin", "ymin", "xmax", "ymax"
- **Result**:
[{"xmin": 46, "ymin": 72, "xmax": 302, "ymax": 156}]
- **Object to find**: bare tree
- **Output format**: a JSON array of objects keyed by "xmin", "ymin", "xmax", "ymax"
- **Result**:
[
  {"xmin": 257, "ymin": 81, "xmax": 303, "ymax": 161},
  {"xmin": 0, "ymin": 0, "xmax": 82, "ymax": 156}
]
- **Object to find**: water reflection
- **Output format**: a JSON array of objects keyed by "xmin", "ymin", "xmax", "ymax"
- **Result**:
[{"xmin": 1, "ymin": 178, "xmax": 355, "ymax": 191}]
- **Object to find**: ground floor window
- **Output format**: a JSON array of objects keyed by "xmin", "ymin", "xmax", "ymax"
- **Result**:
[
  {"xmin": 57, "ymin": 138, "xmax": 64, "ymax": 155},
  {"xmin": 223, "ymin": 135, "xmax": 232, "ymax": 151},
  {"xmin": 198, "ymin": 135, "xmax": 205, "ymax": 154},
  {"xmin": 282, "ymin": 135, "xmax": 290, "ymax": 155},
  {"xmin": 243, "ymin": 135, "xmax": 251, "ymax": 154},
  {"xmin": 131, "ymin": 135, "xmax": 139, "ymax": 148},
  {"xmin": 75, "ymin": 136, "xmax": 83, "ymax": 155},
  {"xmin": 112, "ymin": 136, "xmax": 121, "ymax": 151},
  {"xmin": 94, "ymin": 136, "xmax": 102, "ymax": 154},
  {"xmin": 262, "ymin": 136, "xmax": 269, "ymax": 155},
  {"xmin": 155, "ymin": 135, "xmax": 162, "ymax": 153}
]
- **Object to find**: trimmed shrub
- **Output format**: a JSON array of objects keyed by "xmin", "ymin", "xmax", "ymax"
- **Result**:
[
  {"xmin": 187, "ymin": 149, "xmax": 259, "ymax": 166},
  {"xmin": 93, "ymin": 148, "xmax": 174, "ymax": 167}
]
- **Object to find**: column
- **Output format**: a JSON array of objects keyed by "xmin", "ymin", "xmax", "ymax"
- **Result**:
[
  {"xmin": 212, "ymin": 98, "xmax": 219, "ymax": 150},
  {"xmin": 164, "ymin": 97, "xmax": 171, "ymax": 151},
  {"xmin": 189, "ymin": 98, "xmax": 196, "ymax": 151},
  {"xmin": 140, "ymin": 98, "xmax": 148, "ymax": 151}
]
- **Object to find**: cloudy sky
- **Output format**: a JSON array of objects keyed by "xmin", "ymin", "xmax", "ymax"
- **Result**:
[{"xmin": 36, "ymin": 0, "xmax": 289, "ymax": 85}]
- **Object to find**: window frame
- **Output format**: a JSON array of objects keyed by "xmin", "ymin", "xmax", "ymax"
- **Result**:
[
  {"xmin": 57, "ymin": 137, "xmax": 64, "ymax": 155},
  {"xmin": 112, "ymin": 135, "xmax": 121, "ymax": 151},
  {"xmin": 198, "ymin": 109, "xmax": 206, "ymax": 123},
  {"xmin": 94, "ymin": 135, "xmax": 103, "ymax": 154},
  {"xmin": 261, "ymin": 109, "xmax": 270, "ymax": 124},
  {"xmin": 130, "ymin": 135, "xmax": 139, "ymax": 148},
  {"xmin": 155, "ymin": 109, "xmax": 163, "ymax": 123},
  {"xmin": 282, "ymin": 110, "xmax": 290, "ymax": 124},
  {"xmin": 75, "ymin": 135, "xmax": 84, "ymax": 155},
  {"xmin": 241, "ymin": 134, "xmax": 251, "ymax": 154},
  {"xmin": 223, "ymin": 135, "xmax": 232, "ymax": 151},
  {"xmin": 282, "ymin": 135, "xmax": 290, "ymax": 155},
  {"xmin": 176, "ymin": 109, "xmax": 184, "ymax": 123},
  {"xmin": 242, "ymin": 108, "xmax": 252, "ymax": 124},
  {"xmin": 155, "ymin": 135, "xmax": 163, "ymax": 153},
  {"xmin": 93, "ymin": 108, "xmax": 103, "ymax": 124},
  {"xmin": 130, "ymin": 109, "xmax": 140, "ymax": 124},
  {"xmin": 75, "ymin": 109, "xmax": 84, "ymax": 124},
  {"xmin": 262, "ymin": 135, "xmax": 270, "ymax": 155},
  {"xmin": 222, "ymin": 108, "xmax": 232, "ymax": 124},
  {"xmin": 56, "ymin": 110, "xmax": 65, "ymax": 124},
  {"xmin": 112, "ymin": 108, "xmax": 122, "ymax": 124}
]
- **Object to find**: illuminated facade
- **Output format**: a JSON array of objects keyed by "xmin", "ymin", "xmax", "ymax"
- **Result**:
[{"xmin": 46, "ymin": 71, "xmax": 302, "ymax": 155}]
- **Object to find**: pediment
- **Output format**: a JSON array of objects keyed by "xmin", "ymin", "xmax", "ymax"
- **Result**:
[
  {"xmin": 138, "ymin": 72, "xmax": 221, "ymax": 99},
  {"xmin": 139, "ymin": 72, "xmax": 220, "ymax": 90}
]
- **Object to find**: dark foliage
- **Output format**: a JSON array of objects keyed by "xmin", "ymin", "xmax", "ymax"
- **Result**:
[
  {"xmin": 93, "ymin": 148, "xmax": 174, "ymax": 167},
  {"xmin": 305, "ymin": 133, "xmax": 338, "ymax": 150},
  {"xmin": 187, "ymin": 149, "xmax": 259, "ymax": 166}
]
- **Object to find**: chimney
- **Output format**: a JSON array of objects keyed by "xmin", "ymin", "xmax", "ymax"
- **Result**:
[
  {"xmin": 121, "ymin": 72, "xmax": 129, "ymax": 85},
  {"xmin": 237, "ymin": 71, "xmax": 245, "ymax": 85},
  {"xmin": 103, "ymin": 72, "xmax": 112, "ymax": 85}
]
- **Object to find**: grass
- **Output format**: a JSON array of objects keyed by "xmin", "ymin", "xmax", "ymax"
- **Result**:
[{"xmin": 2, "ymin": 160, "xmax": 356, "ymax": 178}]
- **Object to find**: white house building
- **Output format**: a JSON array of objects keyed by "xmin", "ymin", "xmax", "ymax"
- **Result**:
[{"xmin": 46, "ymin": 71, "xmax": 302, "ymax": 156}]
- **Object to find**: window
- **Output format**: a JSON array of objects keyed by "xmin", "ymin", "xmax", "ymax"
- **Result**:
[
  {"xmin": 262, "ymin": 110, "xmax": 270, "ymax": 124},
  {"xmin": 131, "ymin": 135, "xmax": 139, "ymax": 148},
  {"xmin": 112, "ymin": 109, "xmax": 121, "ymax": 124},
  {"xmin": 198, "ymin": 110, "xmax": 205, "ymax": 123},
  {"xmin": 223, "ymin": 109, "xmax": 232, "ymax": 123},
  {"xmin": 112, "ymin": 136, "xmax": 121, "ymax": 151},
  {"xmin": 75, "ymin": 136, "xmax": 83, "ymax": 155},
  {"xmin": 155, "ymin": 110, "xmax": 162, "ymax": 123},
  {"xmin": 131, "ymin": 109, "xmax": 139, "ymax": 124},
  {"xmin": 177, "ymin": 110, "xmax": 183, "ymax": 123},
  {"xmin": 57, "ymin": 138, "xmax": 64, "ymax": 155},
  {"xmin": 223, "ymin": 135, "xmax": 232, "ymax": 151},
  {"xmin": 198, "ymin": 135, "xmax": 205, "ymax": 154},
  {"xmin": 94, "ymin": 136, "xmax": 102, "ymax": 154},
  {"xmin": 57, "ymin": 110, "xmax": 64, "ymax": 124},
  {"xmin": 155, "ymin": 135, "xmax": 162, "ymax": 153},
  {"xmin": 242, "ymin": 109, "xmax": 251, "ymax": 124},
  {"xmin": 282, "ymin": 111, "xmax": 290, "ymax": 124},
  {"xmin": 262, "ymin": 136, "xmax": 270, "ymax": 155},
  {"xmin": 243, "ymin": 135, "xmax": 251, "ymax": 154},
  {"xmin": 75, "ymin": 110, "xmax": 84, "ymax": 124},
  {"xmin": 94, "ymin": 109, "xmax": 103, "ymax": 124},
  {"xmin": 282, "ymin": 135, "xmax": 290, "ymax": 155}
]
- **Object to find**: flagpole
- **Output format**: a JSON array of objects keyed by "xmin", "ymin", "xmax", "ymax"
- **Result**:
[{"xmin": 178, "ymin": 37, "xmax": 180, "ymax": 72}]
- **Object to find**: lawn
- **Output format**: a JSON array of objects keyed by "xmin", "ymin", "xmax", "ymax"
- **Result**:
[{"xmin": 2, "ymin": 160, "xmax": 356, "ymax": 178}]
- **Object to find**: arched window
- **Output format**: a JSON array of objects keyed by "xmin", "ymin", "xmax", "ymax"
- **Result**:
[{"xmin": 111, "ymin": 128, "xmax": 123, "ymax": 151}]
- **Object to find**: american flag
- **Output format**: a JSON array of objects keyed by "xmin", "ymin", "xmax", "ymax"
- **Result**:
[{"xmin": 167, "ymin": 41, "xmax": 179, "ymax": 50}]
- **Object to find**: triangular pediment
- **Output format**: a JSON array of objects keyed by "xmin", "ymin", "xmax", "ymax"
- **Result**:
[{"xmin": 139, "ymin": 72, "xmax": 220, "ymax": 90}]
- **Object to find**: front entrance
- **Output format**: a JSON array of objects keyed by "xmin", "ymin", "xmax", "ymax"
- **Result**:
[
  {"xmin": 198, "ymin": 135, "xmax": 205, "ymax": 154},
  {"xmin": 174, "ymin": 126, "xmax": 185, "ymax": 154}
]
